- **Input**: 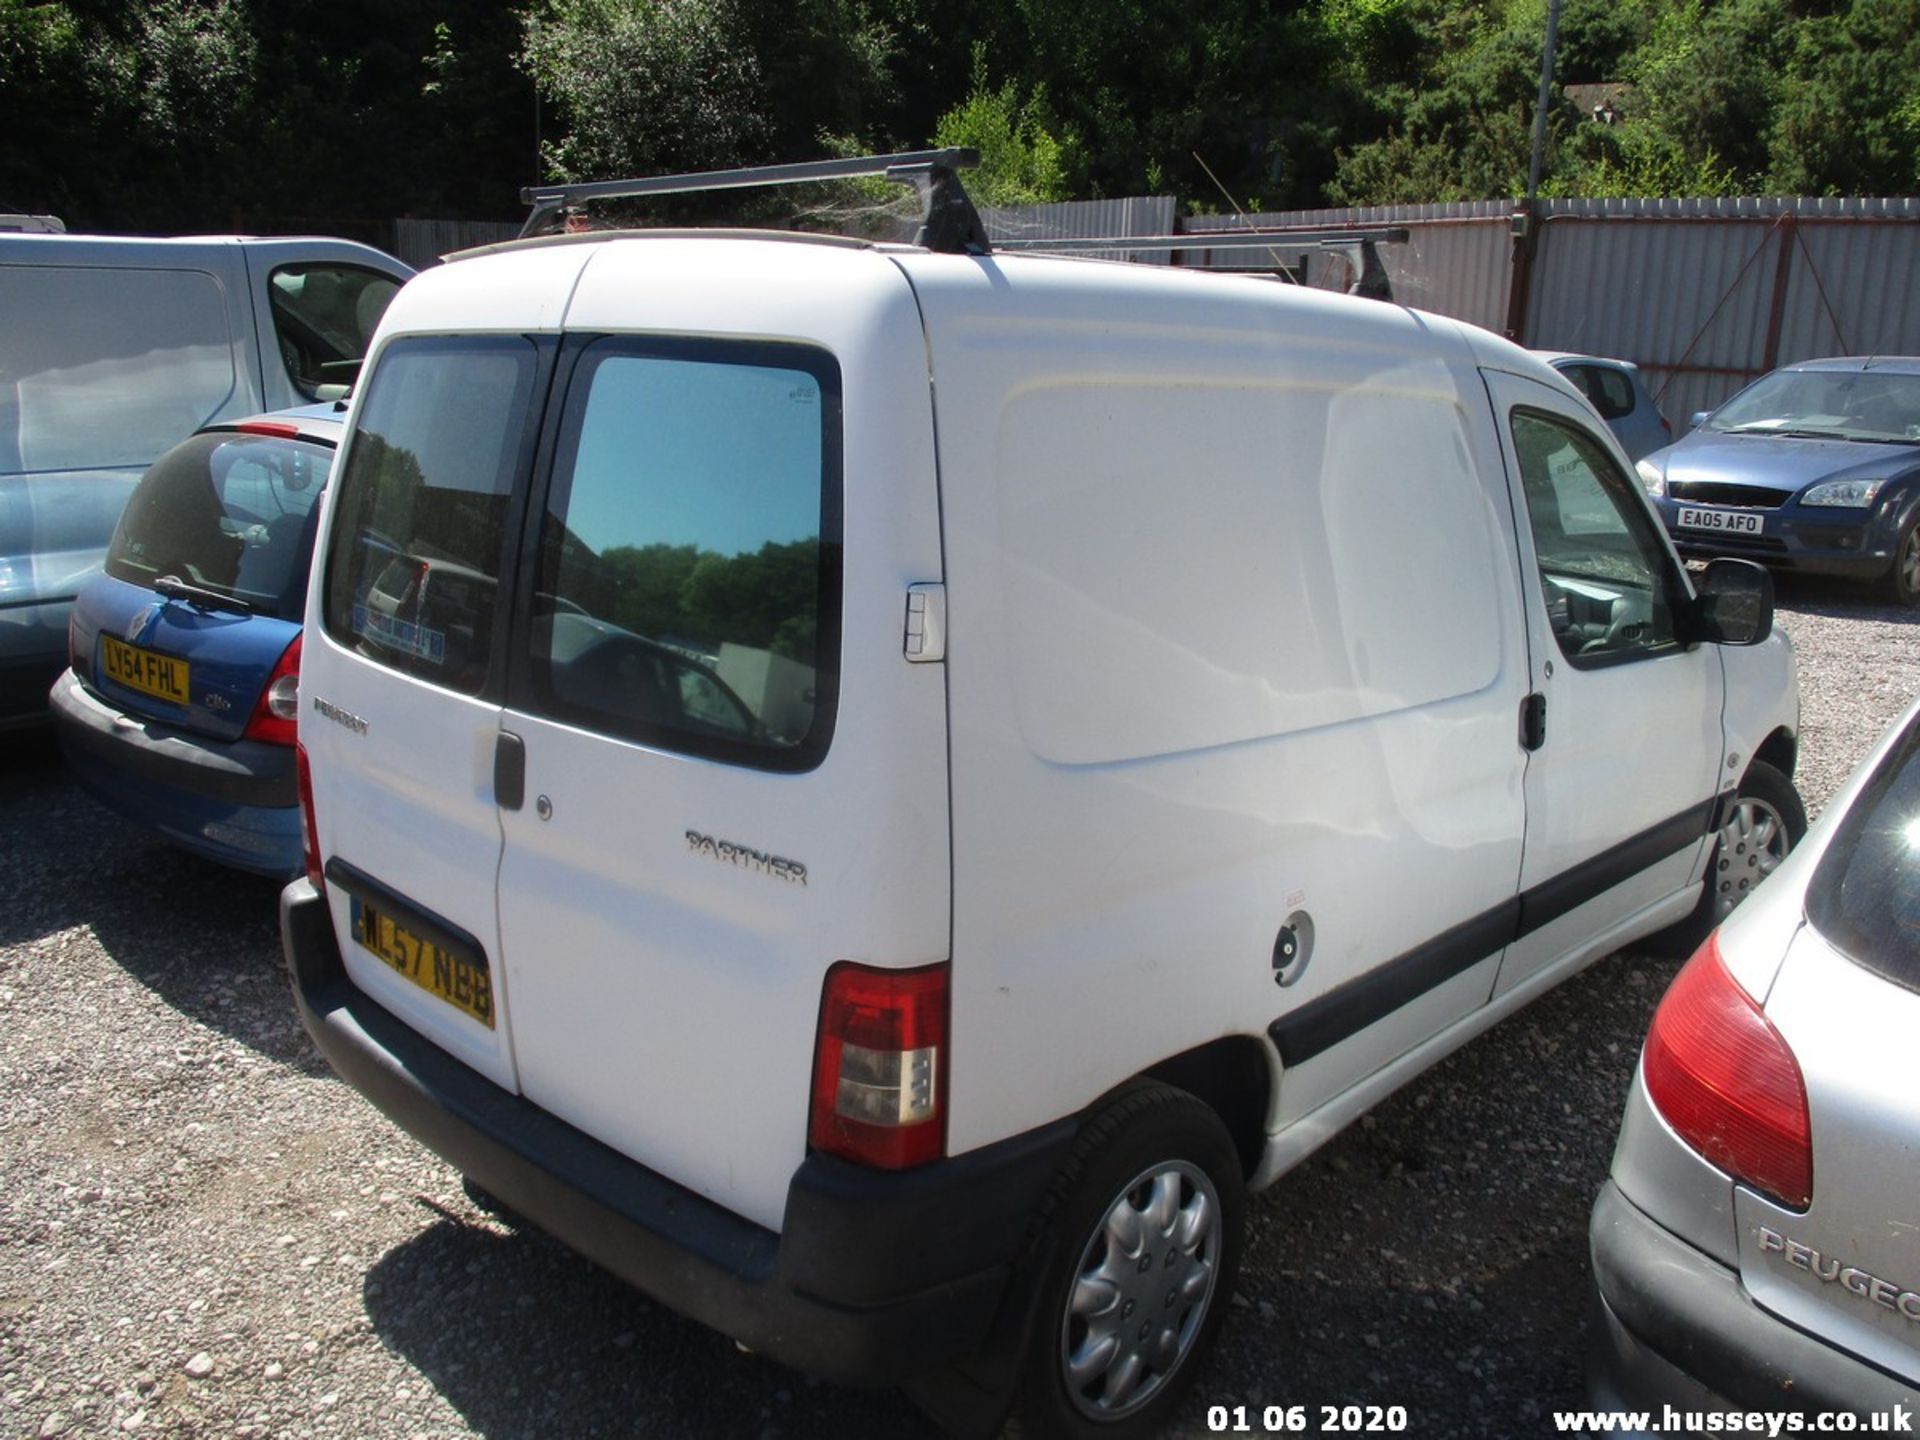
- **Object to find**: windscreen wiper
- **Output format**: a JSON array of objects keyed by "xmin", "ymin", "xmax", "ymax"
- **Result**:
[
  {"xmin": 154, "ymin": 574, "xmax": 255, "ymax": 615},
  {"xmin": 1722, "ymin": 423, "xmax": 1846, "ymax": 440}
]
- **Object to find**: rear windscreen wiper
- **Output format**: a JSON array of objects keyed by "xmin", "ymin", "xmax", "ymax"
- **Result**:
[{"xmin": 154, "ymin": 574, "xmax": 255, "ymax": 615}]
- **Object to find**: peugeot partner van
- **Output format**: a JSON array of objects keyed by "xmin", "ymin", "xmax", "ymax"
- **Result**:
[
  {"xmin": 0, "ymin": 233, "xmax": 411, "ymax": 728},
  {"xmin": 282, "ymin": 155, "xmax": 1802, "ymax": 1437}
]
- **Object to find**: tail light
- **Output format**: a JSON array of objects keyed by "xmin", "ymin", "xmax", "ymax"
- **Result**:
[
  {"xmin": 809, "ymin": 961, "xmax": 948, "ymax": 1170},
  {"xmin": 243, "ymin": 634, "xmax": 302, "ymax": 746},
  {"xmin": 1643, "ymin": 934, "xmax": 1812, "ymax": 1210},
  {"xmin": 296, "ymin": 741, "xmax": 324, "ymax": 891}
]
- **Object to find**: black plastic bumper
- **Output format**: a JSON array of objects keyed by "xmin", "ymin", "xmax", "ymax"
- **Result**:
[
  {"xmin": 1588, "ymin": 1180, "xmax": 1919, "ymax": 1414},
  {"xmin": 1658, "ymin": 499, "xmax": 1907, "ymax": 582},
  {"xmin": 50, "ymin": 667, "xmax": 296, "ymax": 808},
  {"xmin": 281, "ymin": 878, "xmax": 1074, "ymax": 1387}
]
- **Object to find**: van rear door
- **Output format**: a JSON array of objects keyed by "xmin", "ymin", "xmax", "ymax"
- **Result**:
[
  {"xmin": 306, "ymin": 331, "xmax": 556, "ymax": 1090},
  {"xmin": 490, "ymin": 241, "xmax": 949, "ymax": 1232}
]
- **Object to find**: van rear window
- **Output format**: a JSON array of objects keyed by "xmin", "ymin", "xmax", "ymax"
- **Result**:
[
  {"xmin": 322, "ymin": 336, "xmax": 542, "ymax": 695},
  {"xmin": 527, "ymin": 339, "xmax": 842, "ymax": 770},
  {"xmin": 106, "ymin": 430, "xmax": 331, "ymax": 621}
]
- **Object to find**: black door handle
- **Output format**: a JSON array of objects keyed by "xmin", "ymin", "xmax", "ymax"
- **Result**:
[
  {"xmin": 494, "ymin": 731, "xmax": 526, "ymax": 811},
  {"xmin": 1520, "ymin": 692, "xmax": 1547, "ymax": 751}
]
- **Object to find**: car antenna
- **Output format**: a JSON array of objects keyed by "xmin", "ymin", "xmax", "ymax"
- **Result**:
[{"xmin": 517, "ymin": 148, "xmax": 991, "ymax": 256}]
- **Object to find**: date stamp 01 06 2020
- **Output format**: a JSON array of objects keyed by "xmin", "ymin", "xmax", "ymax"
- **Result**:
[{"xmin": 1205, "ymin": 1403, "xmax": 1412, "ymax": 1434}]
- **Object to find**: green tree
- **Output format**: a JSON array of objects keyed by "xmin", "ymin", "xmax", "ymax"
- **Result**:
[
  {"xmin": 521, "ymin": 0, "xmax": 765, "ymax": 181},
  {"xmin": 931, "ymin": 44, "xmax": 1071, "ymax": 205}
]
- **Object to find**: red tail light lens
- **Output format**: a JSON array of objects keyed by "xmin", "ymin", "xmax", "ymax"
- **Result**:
[
  {"xmin": 243, "ymin": 634, "xmax": 302, "ymax": 746},
  {"xmin": 295, "ymin": 741, "xmax": 324, "ymax": 891},
  {"xmin": 809, "ymin": 961, "xmax": 948, "ymax": 1170},
  {"xmin": 1643, "ymin": 934, "xmax": 1812, "ymax": 1210}
]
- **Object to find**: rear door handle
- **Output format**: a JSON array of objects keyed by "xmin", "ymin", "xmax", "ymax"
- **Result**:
[
  {"xmin": 494, "ymin": 731, "xmax": 526, "ymax": 811},
  {"xmin": 1520, "ymin": 692, "xmax": 1547, "ymax": 751}
]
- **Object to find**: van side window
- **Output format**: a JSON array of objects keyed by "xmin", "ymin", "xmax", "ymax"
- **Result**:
[
  {"xmin": 0, "ymin": 265, "xmax": 236, "ymax": 471},
  {"xmin": 1510, "ymin": 409, "xmax": 1680, "ymax": 668},
  {"xmin": 322, "ymin": 336, "xmax": 541, "ymax": 695},
  {"xmin": 268, "ymin": 265, "xmax": 401, "ymax": 400},
  {"xmin": 526, "ymin": 340, "xmax": 842, "ymax": 771}
]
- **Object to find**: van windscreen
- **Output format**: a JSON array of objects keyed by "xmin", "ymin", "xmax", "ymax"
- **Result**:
[
  {"xmin": 322, "ymin": 335, "xmax": 542, "ymax": 696},
  {"xmin": 527, "ymin": 338, "xmax": 842, "ymax": 771},
  {"xmin": 106, "ymin": 430, "xmax": 331, "ymax": 621}
]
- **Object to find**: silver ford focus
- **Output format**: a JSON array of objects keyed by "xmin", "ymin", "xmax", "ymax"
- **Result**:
[{"xmin": 1590, "ymin": 695, "xmax": 1920, "ymax": 1417}]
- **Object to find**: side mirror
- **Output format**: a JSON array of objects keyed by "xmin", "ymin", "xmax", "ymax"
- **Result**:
[
  {"xmin": 1688, "ymin": 410, "xmax": 1711, "ymax": 431},
  {"xmin": 1691, "ymin": 558, "xmax": 1773, "ymax": 646}
]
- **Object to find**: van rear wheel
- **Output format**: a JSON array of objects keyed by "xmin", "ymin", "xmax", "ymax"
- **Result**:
[{"xmin": 1003, "ymin": 1083, "xmax": 1246, "ymax": 1439}]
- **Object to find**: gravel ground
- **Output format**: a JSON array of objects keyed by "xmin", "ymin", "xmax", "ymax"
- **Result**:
[{"xmin": 2, "ymin": 578, "xmax": 1915, "ymax": 1440}]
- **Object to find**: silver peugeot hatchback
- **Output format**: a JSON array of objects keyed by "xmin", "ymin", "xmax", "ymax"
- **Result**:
[{"xmin": 1590, "ymin": 693, "xmax": 1920, "ymax": 1418}]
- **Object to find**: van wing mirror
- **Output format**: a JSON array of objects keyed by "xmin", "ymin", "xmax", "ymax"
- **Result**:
[
  {"xmin": 1689, "ymin": 410, "xmax": 1711, "ymax": 431},
  {"xmin": 1690, "ymin": 558, "xmax": 1773, "ymax": 646}
]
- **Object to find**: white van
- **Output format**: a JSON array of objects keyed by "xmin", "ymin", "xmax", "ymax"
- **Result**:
[
  {"xmin": 0, "ymin": 233, "xmax": 410, "ymax": 728},
  {"xmin": 282, "ymin": 155, "xmax": 1801, "ymax": 1437}
]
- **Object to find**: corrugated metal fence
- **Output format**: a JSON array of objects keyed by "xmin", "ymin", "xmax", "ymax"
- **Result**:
[
  {"xmin": 1183, "ymin": 196, "xmax": 1920, "ymax": 423},
  {"xmin": 1525, "ymin": 197, "xmax": 1920, "ymax": 423}
]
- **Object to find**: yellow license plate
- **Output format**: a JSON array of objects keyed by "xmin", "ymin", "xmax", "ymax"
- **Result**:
[
  {"xmin": 101, "ymin": 634, "xmax": 190, "ymax": 705},
  {"xmin": 352, "ymin": 900, "xmax": 495, "ymax": 1029}
]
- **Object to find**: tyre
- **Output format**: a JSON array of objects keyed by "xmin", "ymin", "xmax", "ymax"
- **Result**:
[
  {"xmin": 1650, "ymin": 759, "xmax": 1806, "ymax": 955},
  {"xmin": 1880, "ymin": 518, "xmax": 1920, "ymax": 607},
  {"xmin": 1002, "ymin": 1083, "xmax": 1246, "ymax": 1440}
]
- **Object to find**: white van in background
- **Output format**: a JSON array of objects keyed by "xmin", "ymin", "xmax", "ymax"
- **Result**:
[
  {"xmin": 281, "ymin": 154, "xmax": 1802, "ymax": 1438},
  {"xmin": 0, "ymin": 233, "xmax": 410, "ymax": 728}
]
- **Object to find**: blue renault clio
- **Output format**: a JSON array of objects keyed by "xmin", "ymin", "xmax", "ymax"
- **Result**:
[{"xmin": 49, "ymin": 406, "xmax": 342, "ymax": 876}]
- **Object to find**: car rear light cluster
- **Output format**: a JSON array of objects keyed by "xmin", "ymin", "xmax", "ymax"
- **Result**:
[
  {"xmin": 1643, "ymin": 934, "xmax": 1813, "ymax": 1210},
  {"xmin": 296, "ymin": 742, "xmax": 324, "ymax": 891},
  {"xmin": 809, "ymin": 961, "xmax": 948, "ymax": 1170},
  {"xmin": 242, "ymin": 634, "xmax": 302, "ymax": 746}
]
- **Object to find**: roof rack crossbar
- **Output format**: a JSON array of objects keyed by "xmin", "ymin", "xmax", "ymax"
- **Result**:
[
  {"xmin": 518, "ymin": 148, "xmax": 990, "ymax": 253},
  {"xmin": 991, "ymin": 228, "xmax": 1411, "ymax": 253}
]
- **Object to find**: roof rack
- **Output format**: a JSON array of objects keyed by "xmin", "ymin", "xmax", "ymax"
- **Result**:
[
  {"xmin": 995, "ymin": 227, "xmax": 1408, "ymax": 299},
  {"xmin": 992, "ymin": 228, "xmax": 1410, "ymax": 253},
  {"xmin": 519, "ymin": 148, "xmax": 990, "ymax": 254},
  {"xmin": 516, "ymin": 153, "xmax": 1406, "ymax": 296}
]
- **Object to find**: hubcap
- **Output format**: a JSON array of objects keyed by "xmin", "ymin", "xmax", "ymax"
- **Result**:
[
  {"xmin": 1060, "ymin": 1160, "xmax": 1220, "ymax": 1421},
  {"xmin": 1711, "ymin": 796, "xmax": 1790, "ymax": 920},
  {"xmin": 1899, "ymin": 529, "xmax": 1920, "ymax": 599}
]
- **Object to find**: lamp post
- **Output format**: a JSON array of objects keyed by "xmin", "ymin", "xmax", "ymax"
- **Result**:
[
  {"xmin": 1526, "ymin": 0, "xmax": 1564, "ymax": 203},
  {"xmin": 1507, "ymin": 0, "xmax": 1563, "ymax": 341}
]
